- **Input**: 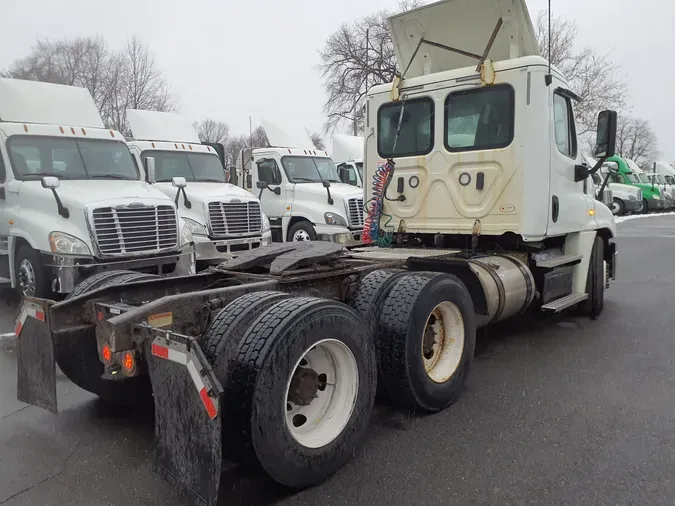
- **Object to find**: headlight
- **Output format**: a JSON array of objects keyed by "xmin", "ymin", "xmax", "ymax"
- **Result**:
[
  {"xmin": 628, "ymin": 194, "xmax": 636, "ymax": 201},
  {"xmin": 324, "ymin": 212, "xmax": 348, "ymax": 227},
  {"xmin": 180, "ymin": 223, "xmax": 193, "ymax": 245},
  {"xmin": 48, "ymin": 232, "xmax": 91, "ymax": 255},
  {"xmin": 182, "ymin": 218, "xmax": 207, "ymax": 236},
  {"xmin": 262, "ymin": 213, "xmax": 271, "ymax": 232}
]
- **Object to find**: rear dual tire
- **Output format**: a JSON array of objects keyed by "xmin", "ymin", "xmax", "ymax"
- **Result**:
[{"xmin": 202, "ymin": 295, "xmax": 376, "ymax": 489}]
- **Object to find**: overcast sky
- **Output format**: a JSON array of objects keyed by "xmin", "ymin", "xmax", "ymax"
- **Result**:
[{"xmin": 1, "ymin": 0, "xmax": 673, "ymax": 160}]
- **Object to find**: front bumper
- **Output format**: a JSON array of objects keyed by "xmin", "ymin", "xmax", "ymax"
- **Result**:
[
  {"xmin": 193, "ymin": 232, "xmax": 273, "ymax": 264},
  {"xmin": 43, "ymin": 245, "xmax": 196, "ymax": 293},
  {"xmin": 314, "ymin": 224, "xmax": 363, "ymax": 247},
  {"xmin": 624, "ymin": 199, "xmax": 642, "ymax": 212},
  {"xmin": 646, "ymin": 198, "xmax": 666, "ymax": 211}
]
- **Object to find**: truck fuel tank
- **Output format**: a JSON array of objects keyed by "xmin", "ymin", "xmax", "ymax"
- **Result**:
[{"xmin": 468, "ymin": 255, "xmax": 535, "ymax": 324}]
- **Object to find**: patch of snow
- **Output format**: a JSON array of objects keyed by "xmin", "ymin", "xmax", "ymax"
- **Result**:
[{"xmin": 615, "ymin": 212, "xmax": 675, "ymax": 224}]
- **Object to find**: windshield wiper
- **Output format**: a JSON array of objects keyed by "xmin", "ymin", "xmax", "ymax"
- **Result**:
[
  {"xmin": 292, "ymin": 177, "xmax": 318, "ymax": 182},
  {"xmin": 24, "ymin": 172, "xmax": 70, "ymax": 180},
  {"xmin": 198, "ymin": 178, "xmax": 226, "ymax": 183},
  {"xmin": 89, "ymin": 174, "xmax": 135, "ymax": 180}
]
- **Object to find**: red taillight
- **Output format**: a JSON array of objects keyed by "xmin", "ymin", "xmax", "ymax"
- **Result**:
[
  {"xmin": 122, "ymin": 351, "xmax": 136, "ymax": 374},
  {"xmin": 102, "ymin": 344, "xmax": 112, "ymax": 364}
]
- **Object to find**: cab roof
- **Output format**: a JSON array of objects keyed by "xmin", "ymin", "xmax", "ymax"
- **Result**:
[
  {"xmin": 0, "ymin": 78, "xmax": 104, "ymax": 128},
  {"xmin": 388, "ymin": 0, "xmax": 539, "ymax": 78},
  {"xmin": 127, "ymin": 109, "xmax": 200, "ymax": 143}
]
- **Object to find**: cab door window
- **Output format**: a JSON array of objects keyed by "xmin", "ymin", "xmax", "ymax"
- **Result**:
[
  {"xmin": 553, "ymin": 93, "xmax": 578, "ymax": 158},
  {"xmin": 257, "ymin": 158, "xmax": 282, "ymax": 185}
]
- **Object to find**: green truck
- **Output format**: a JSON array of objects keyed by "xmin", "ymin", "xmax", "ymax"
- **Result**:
[{"xmin": 605, "ymin": 155, "xmax": 665, "ymax": 213}]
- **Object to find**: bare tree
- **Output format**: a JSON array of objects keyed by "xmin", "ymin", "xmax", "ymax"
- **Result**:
[
  {"xmin": 194, "ymin": 119, "xmax": 230, "ymax": 144},
  {"xmin": 535, "ymin": 12, "xmax": 627, "ymax": 137},
  {"xmin": 3, "ymin": 36, "xmax": 178, "ymax": 133},
  {"xmin": 222, "ymin": 126, "xmax": 270, "ymax": 167},
  {"xmin": 614, "ymin": 115, "xmax": 659, "ymax": 166},
  {"xmin": 318, "ymin": 1, "xmax": 424, "ymax": 134},
  {"xmin": 309, "ymin": 131, "xmax": 326, "ymax": 150}
]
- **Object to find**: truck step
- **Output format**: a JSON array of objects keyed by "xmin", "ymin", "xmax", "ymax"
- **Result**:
[
  {"xmin": 536, "ymin": 254, "xmax": 583, "ymax": 269},
  {"xmin": 541, "ymin": 292, "xmax": 588, "ymax": 312}
]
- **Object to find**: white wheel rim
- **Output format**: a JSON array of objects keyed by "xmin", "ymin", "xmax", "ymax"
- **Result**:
[
  {"xmin": 611, "ymin": 201, "xmax": 620, "ymax": 214},
  {"xmin": 284, "ymin": 339, "xmax": 358, "ymax": 449},
  {"xmin": 292, "ymin": 229, "xmax": 312, "ymax": 241},
  {"xmin": 18, "ymin": 259, "xmax": 36, "ymax": 297},
  {"xmin": 422, "ymin": 301, "xmax": 465, "ymax": 383}
]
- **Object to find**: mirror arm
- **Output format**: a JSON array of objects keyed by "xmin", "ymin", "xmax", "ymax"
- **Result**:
[
  {"xmin": 575, "ymin": 156, "xmax": 608, "ymax": 183},
  {"xmin": 326, "ymin": 187, "xmax": 334, "ymax": 206},
  {"xmin": 182, "ymin": 188, "xmax": 191, "ymax": 209},
  {"xmin": 596, "ymin": 172, "xmax": 611, "ymax": 202},
  {"xmin": 51, "ymin": 189, "xmax": 70, "ymax": 219}
]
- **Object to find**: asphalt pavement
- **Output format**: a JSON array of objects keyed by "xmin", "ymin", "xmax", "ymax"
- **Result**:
[{"xmin": 1, "ymin": 215, "xmax": 674, "ymax": 505}]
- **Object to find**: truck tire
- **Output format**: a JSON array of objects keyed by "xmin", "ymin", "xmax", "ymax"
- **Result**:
[
  {"xmin": 347, "ymin": 268, "xmax": 406, "ymax": 343},
  {"xmin": 579, "ymin": 237, "xmax": 604, "ymax": 319},
  {"xmin": 66, "ymin": 269, "xmax": 153, "ymax": 299},
  {"xmin": 642, "ymin": 199, "xmax": 650, "ymax": 214},
  {"xmin": 224, "ymin": 297, "xmax": 376, "ymax": 489},
  {"xmin": 55, "ymin": 271, "xmax": 159, "ymax": 406},
  {"xmin": 200, "ymin": 290, "xmax": 290, "ymax": 367},
  {"xmin": 15, "ymin": 244, "xmax": 49, "ymax": 298},
  {"xmin": 376, "ymin": 272, "xmax": 476, "ymax": 412},
  {"xmin": 611, "ymin": 198, "xmax": 624, "ymax": 216},
  {"xmin": 288, "ymin": 221, "xmax": 317, "ymax": 242}
]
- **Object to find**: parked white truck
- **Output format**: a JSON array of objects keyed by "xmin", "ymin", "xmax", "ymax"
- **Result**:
[
  {"xmin": 125, "ymin": 110, "xmax": 272, "ymax": 268},
  {"xmin": 15, "ymin": 1, "xmax": 620, "ymax": 505},
  {"xmin": 332, "ymin": 134, "xmax": 364, "ymax": 187},
  {"xmin": 0, "ymin": 78, "xmax": 194, "ymax": 298},
  {"xmin": 236, "ymin": 120, "xmax": 365, "ymax": 245}
]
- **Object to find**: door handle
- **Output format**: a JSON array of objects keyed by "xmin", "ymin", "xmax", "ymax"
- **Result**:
[
  {"xmin": 551, "ymin": 195, "xmax": 559, "ymax": 223},
  {"xmin": 476, "ymin": 172, "xmax": 485, "ymax": 191},
  {"xmin": 0, "ymin": 188, "xmax": 4, "ymax": 200}
]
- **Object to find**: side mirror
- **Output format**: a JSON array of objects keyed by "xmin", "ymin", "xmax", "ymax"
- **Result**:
[
  {"xmin": 322, "ymin": 180, "xmax": 331, "ymax": 188},
  {"xmin": 145, "ymin": 157, "xmax": 156, "ymax": 183},
  {"xmin": 595, "ymin": 110, "xmax": 617, "ymax": 158},
  {"xmin": 41, "ymin": 176, "xmax": 60, "ymax": 189},
  {"xmin": 256, "ymin": 181, "xmax": 268, "ymax": 189},
  {"xmin": 172, "ymin": 176, "xmax": 187, "ymax": 189}
]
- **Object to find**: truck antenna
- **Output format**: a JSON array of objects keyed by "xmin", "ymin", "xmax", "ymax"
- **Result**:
[{"xmin": 545, "ymin": 0, "xmax": 553, "ymax": 86}]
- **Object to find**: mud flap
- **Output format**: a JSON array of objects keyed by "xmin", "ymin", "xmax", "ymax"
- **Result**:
[
  {"xmin": 15, "ymin": 299, "xmax": 58, "ymax": 413},
  {"xmin": 144, "ymin": 333, "xmax": 223, "ymax": 506}
]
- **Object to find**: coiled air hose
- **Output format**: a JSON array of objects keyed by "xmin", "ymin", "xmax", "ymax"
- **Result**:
[{"xmin": 363, "ymin": 159, "xmax": 395, "ymax": 247}]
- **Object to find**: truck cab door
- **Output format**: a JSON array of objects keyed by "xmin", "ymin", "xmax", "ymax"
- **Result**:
[
  {"xmin": 547, "ymin": 84, "xmax": 594, "ymax": 235},
  {"xmin": 0, "ymin": 153, "xmax": 8, "ymax": 279},
  {"xmin": 253, "ymin": 155, "xmax": 288, "ymax": 220}
]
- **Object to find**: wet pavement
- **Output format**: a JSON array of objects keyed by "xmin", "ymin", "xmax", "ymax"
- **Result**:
[{"xmin": 1, "ymin": 215, "xmax": 674, "ymax": 505}]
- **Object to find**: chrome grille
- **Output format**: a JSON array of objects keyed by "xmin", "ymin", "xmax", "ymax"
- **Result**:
[
  {"xmin": 92, "ymin": 205, "xmax": 178, "ymax": 257},
  {"xmin": 347, "ymin": 198, "xmax": 364, "ymax": 227},
  {"xmin": 208, "ymin": 201, "xmax": 262, "ymax": 237}
]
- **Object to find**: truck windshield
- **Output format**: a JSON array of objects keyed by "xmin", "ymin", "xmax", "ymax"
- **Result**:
[
  {"xmin": 141, "ymin": 151, "xmax": 226, "ymax": 183},
  {"xmin": 626, "ymin": 173, "xmax": 639, "ymax": 183},
  {"xmin": 6, "ymin": 136, "xmax": 139, "ymax": 180},
  {"xmin": 281, "ymin": 156, "xmax": 340, "ymax": 183},
  {"xmin": 657, "ymin": 175, "xmax": 668, "ymax": 184},
  {"xmin": 637, "ymin": 174, "xmax": 650, "ymax": 184}
]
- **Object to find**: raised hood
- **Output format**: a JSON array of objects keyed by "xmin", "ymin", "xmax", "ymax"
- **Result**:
[
  {"xmin": 388, "ymin": 0, "xmax": 539, "ymax": 78},
  {"xmin": 127, "ymin": 109, "xmax": 200, "ymax": 143},
  {"xmin": 261, "ymin": 119, "xmax": 316, "ymax": 150},
  {"xmin": 332, "ymin": 135, "xmax": 363, "ymax": 165}
]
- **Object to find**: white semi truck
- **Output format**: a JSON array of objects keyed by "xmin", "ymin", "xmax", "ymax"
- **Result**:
[
  {"xmin": 332, "ymin": 134, "xmax": 364, "ymax": 187},
  {"xmin": 15, "ymin": 1, "xmax": 619, "ymax": 504},
  {"xmin": 0, "ymin": 78, "xmax": 194, "ymax": 298},
  {"xmin": 125, "ymin": 110, "xmax": 272, "ymax": 269},
  {"xmin": 236, "ymin": 120, "xmax": 365, "ymax": 245}
]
